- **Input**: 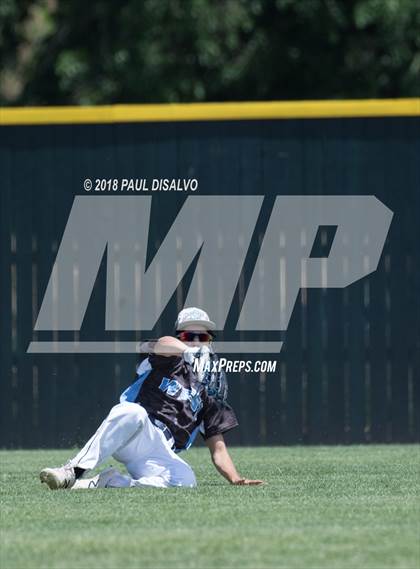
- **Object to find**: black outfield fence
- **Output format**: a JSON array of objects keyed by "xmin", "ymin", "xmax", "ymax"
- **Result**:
[{"xmin": 1, "ymin": 100, "xmax": 419, "ymax": 447}]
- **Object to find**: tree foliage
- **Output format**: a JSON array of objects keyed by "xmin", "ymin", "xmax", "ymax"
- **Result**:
[{"xmin": 1, "ymin": 0, "xmax": 419, "ymax": 105}]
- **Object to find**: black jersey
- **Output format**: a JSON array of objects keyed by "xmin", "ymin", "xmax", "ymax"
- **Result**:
[{"xmin": 134, "ymin": 353, "xmax": 238, "ymax": 450}]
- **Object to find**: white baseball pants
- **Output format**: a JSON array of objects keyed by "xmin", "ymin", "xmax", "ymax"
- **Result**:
[{"xmin": 69, "ymin": 402, "xmax": 196, "ymax": 488}]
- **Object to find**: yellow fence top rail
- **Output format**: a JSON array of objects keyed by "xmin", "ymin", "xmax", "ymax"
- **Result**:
[{"xmin": 1, "ymin": 98, "xmax": 419, "ymax": 125}]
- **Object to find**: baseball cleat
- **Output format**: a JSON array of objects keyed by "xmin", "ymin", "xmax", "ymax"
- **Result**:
[
  {"xmin": 39, "ymin": 465, "xmax": 76, "ymax": 490},
  {"xmin": 71, "ymin": 467, "xmax": 123, "ymax": 489}
]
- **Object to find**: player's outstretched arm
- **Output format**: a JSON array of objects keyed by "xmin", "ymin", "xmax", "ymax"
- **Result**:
[
  {"xmin": 153, "ymin": 336, "xmax": 189, "ymax": 356},
  {"xmin": 205, "ymin": 434, "xmax": 264, "ymax": 485}
]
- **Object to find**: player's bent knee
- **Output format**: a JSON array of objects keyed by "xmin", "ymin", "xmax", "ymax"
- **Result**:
[
  {"xmin": 168, "ymin": 464, "xmax": 196, "ymax": 488},
  {"xmin": 181, "ymin": 468, "xmax": 197, "ymax": 488}
]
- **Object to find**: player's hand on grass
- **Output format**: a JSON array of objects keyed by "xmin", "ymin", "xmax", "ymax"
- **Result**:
[{"xmin": 231, "ymin": 477, "xmax": 265, "ymax": 485}]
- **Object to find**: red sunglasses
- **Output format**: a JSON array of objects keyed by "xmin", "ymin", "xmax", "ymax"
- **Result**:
[{"xmin": 176, "ymin": 331, "xmax": 214, "ymax": 342}]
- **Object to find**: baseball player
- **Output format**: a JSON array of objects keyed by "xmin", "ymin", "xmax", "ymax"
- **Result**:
[{"xmin": 40, "ymin": 308, "xmax": 264, "ymax": 489}]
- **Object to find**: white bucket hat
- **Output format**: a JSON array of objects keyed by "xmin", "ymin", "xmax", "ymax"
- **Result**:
[{"xmin": 175, "ymin": 307, "xmax": 216, "ymax": 331}]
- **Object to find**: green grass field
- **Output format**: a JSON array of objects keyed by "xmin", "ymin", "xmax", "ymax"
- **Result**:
[{"xmin": 1, "ymin": 445, "xmax": 419, "ymax": 569}]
